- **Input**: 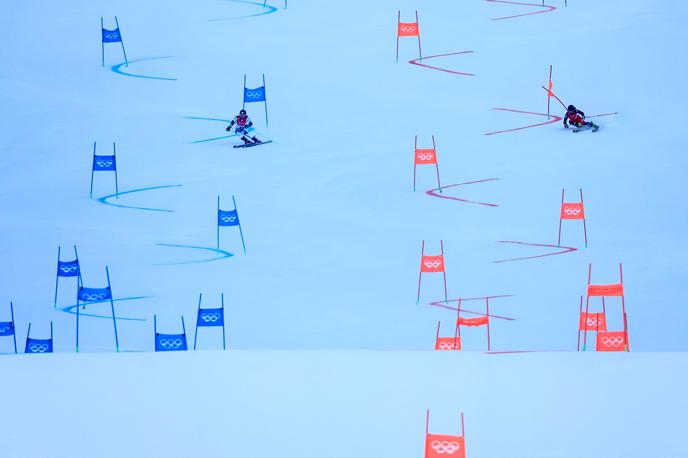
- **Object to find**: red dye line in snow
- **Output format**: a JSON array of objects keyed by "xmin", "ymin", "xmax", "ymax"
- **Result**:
[
  {"xmin": 487, "ymin": 0, "xmax": 556, "ymax": 21},
  {"xmin": 484, "ymin": 108, "xmax": 562, "ymax": 136},
  {"xmin": 428, "ymin": 295, "xmax": 516, "ymax": 321},
  {"xmin": 493, "ymin": 240, "xmax": 577, "ymax": 264},
  {"xmin": 408, "ymin": 51, "xmax": 475, "ymax": 76},
  {"xmin": 425, "ymin": 178, "xmax": 500, "ymax": 207}
]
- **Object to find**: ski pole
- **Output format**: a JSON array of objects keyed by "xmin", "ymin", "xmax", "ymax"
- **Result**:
[
  {"xmin": 586, "ymin": 112, "xmax": 618, "ymax": 119},
  {"xmin": 540, "ymin": 85, "xmax": 567, "ymax": 109}
]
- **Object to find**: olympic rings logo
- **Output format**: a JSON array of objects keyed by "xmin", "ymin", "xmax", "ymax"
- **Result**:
[
  {"xmin": 423, "ymin": 259, "xmax": 442, "ymax": 269},
  {"xmin": 96, "ymin": 160, "xmax": 113, "ymax": 168},
  {"xmin": 399, "ymin": 25, "xmax": 418, "ymax": 34},
  {"xmin": 200, "ymin": 312, "xmax": 220, "ymax": 322},
  {"xmin": 28, "ymin": 343, "xmax": 49, "ymax": 353},
  {"xmin": 586, "ymin": 317, "xmax": 603, "ymax": 327},
  {"xmin": 104, "ymin": 31, "xmax": 120, "ymax": 40},
  {"xmin": 159, "ymin": 338, "xmax": 184, "ymax": 349},
  {"xmin": 431, "ymin": 440, "xmax": 461, "ymax": 454},
  {"xmin": 0, "ymin": 325, "xmax": 13, "ymax": 334},
  {"xmin": 601, "ymin": 336, "xmax": 624, "ymax": 347},
  {"xmin": 438, "ymin": 341, "xmax": 458, "ymax": 350},
  {"xmin": 418, "ymin": 153, "xmax": 435, "ymax": 161},
  {"xmin": 563, "ymin": 207, "xmax": 582, "ymax": 216},
  {"xmin": 59, "ymin": 264, "xmax": 79, "ymax": 273},
  {"xmin": 221, "ymin": 215, "xmax": 237, "ymax": 223},
  {"xmin": 80, "ymin": 292, "xmax": 109, "ymax": 301},
  {"xmin": 245, "ymin": 90, "xmax": 264, "ymax": 100}
]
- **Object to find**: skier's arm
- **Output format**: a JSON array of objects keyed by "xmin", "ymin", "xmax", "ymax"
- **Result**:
[
  {"xmin": 246, "ymin": 117, "xmax": 253, "ymax": 128},
  {"xmin": 577, "ymin": 109, "xmax": 585, "ymax": 119},
  {"xmin": 225, "ymin": 119, "xmax": 235, "ymax": 131},
  {"xmin": 563, "ymin": 116, "xmax": 569, "ymax": 128}
]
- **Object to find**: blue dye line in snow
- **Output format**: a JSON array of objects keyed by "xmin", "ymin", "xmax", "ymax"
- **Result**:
[
  {"xmin": 60, "ymin": 296, "xmax": 151, "ymax": 322},
  {"xmin": 184, "ymin": 116, "xmax": 257, "ymax": 144},
  {"xmin": 155, "ymin": 243, "xmax": 234, "ymax": 265},
  {"xmin": 97, "ymin": 185, "xmax": 182, "ymax": 213},
  {"xmin": 111, "ymin": 57, "xmax": 178, "ymax": 81},
  {"xmin": 209, "ymin": 0, "xmax": 278, "ymax": 21}
]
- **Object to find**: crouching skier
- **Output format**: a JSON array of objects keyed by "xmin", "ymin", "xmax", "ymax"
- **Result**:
[
  {"xmin": 564, "ymin": 105, "xmax": 599, "ymax": 132},
  {"xmin": 226, "ymin": 109, "xmax": 261, "ymax": 144}
]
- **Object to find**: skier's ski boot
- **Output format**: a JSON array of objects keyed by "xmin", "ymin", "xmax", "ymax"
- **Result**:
[
  {"xmin": 251, "ymin": 136, "xmax": 261, "ymax": 144},
  {"xmin": 592, "ymin": 123, "xmax": 599, "ymax": 132},
  {"xmin": 242, "ymin": 136, "xmax": 251, "ymax": 144}
]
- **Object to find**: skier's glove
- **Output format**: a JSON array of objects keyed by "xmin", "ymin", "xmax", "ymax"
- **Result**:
[
  {"xmin": 563, "ymin": 123, "xmax": 569, "ymax": 129},
  {"xmin": 225, "ymin": 126, "xmax": 231, "ymax": 131}
]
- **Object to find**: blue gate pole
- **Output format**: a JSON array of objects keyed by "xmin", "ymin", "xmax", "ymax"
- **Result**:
[
  {"xmin": 221, "ymin": 293, "xmax": 226, "ymax": 350},
  {"xmin": 181, "ymin": 316, "xmax": 187, "ymax": 349},
  {"xmin": 10, "ymin": 302, "xmax": 17, "ymax": 354},
  {"xmin": 76, "ymin": 289, "xmax": 80, "ymax": 353},
  {"xmin": 233, "ymin": 196, "xmax": 247, "ymax": 254},
  {"xmin": 242, "ymin": 74, "xmax": 247, "ymax": 110},
  {"xmin": 193, "ymin": 293, "xmax": 202, "ymax": 350},
  {"xmin": 114, "ymin": 16, "xmax": 128, "ymax": 67},
  {"xmin": 113, "ymin": 142, "xmax": 119, "ymax": 198},
  {"xmin": 54, "ymin": 246, "xmax": 61, "ymax": 308},
  {"xmin": 262, "ymin": 74, "xmax": 269, "ymax": 127},
  {"xmin": 106, "ymin": 266, "xmax": 120, "ymax": 352},
  {"xmin": 101, "ymin": 17, "xmax": 105, "ymax": 67},
  {"xmin": 74, "ymin": 245, "xmax": 83, "ymax": 289},
  {"xmin": 90, "ymin": 142, "xmax": 96, "ymax": 198}
]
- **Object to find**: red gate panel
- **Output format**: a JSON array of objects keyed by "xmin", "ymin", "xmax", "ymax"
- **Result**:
[
  {"xmin": 425, "ymin": 434, "xmax": 466, "ymax": 458},
  {"xmin": 421, "ymin": 255, "xmax": 445, "ymax": 273},
  {"xmin": 578, "ymin": 312, "xmax": 607, "ymax": 331},
  {"xmin": 596, "ymin": 331, "xmax": 627, "ymax": 352},
  {"xmin": 587, "ymin": 283, "xmax": 624, "ymax": 297}
]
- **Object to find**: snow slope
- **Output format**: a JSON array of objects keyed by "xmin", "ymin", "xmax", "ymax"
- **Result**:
[{"xmin": 1, "ymin": 0, "xmax": 687, "ymax": 455}]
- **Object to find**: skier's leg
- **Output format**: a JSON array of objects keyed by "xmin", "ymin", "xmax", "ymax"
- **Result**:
[{"xmin": 237, "ymin": 128, "xmax": 250, "ymax": 143}]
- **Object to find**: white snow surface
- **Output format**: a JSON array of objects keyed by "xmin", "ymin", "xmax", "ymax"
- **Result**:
[{"xmin": 1, "ymin": 0, "xmax": 687, "ymax": 456}]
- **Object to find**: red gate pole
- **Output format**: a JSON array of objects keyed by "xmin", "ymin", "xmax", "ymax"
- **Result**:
[
  {"xmin": 620, "ymin": 263, "xmax": 629, "ymax": 351},
  {"xmin": 583, "ymin": 264, "xmax": 592, "ymax": 350},
  {"xmin": 416, "ymin": 240, "xmax": 425, "ymax": 304},
  {"xmin": 432, "ymin": 135, "xmax": 442, "ymax": 193},
  {"xmin": 416, "ymin": 11, "xmax": 423, "ymax": 60},
  {"xmin": 486, "ymin": 298, "xmax": 491, "ymax": 351},
  {"xmin": 557, "ymin": 188, "xmax": 565, "ymax": 247},
  {"xmin": 580, "ymin": 188, "xmax": 588, "ymax": 247},
  {"xmin": 577, "ymin": 295, "xmax": 583, "ymax": 351},
  {"xmin": 413, "ymin": 136, "xmax": 418, "ymax": 191},
  {"xmin": 440, "ymin": 240, "xmax": 448, "ymax": 303},
  {"xmin": 396, "ymin": 11, "xmax": 401, "ymax": 63},
  {"xmin": 547, "ymin": 65, "xmax": 552, "ymax": 118}
]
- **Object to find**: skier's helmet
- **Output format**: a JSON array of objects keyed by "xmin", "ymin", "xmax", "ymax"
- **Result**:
[
  {"xmin": 567, "ymin": 105, "xmax": 576, "ymax": 113},
  {"xmin": 239, "ymin": 109, "xmax": 247, "ymax": 115}
]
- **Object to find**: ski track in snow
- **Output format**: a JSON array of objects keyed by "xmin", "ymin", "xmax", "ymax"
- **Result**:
[
  {"xmin": 425, "ymin": 178, "xmax": 500, "ymax": 207},
  {"xmin": 184, "ymin": 116, "xmax": 258, "ymax": 144},
  {"xmin": 59, "ymin": 296, "xmax": 151, "ymax": 322},
  {"xmin": 428, "ymin": 295, "xmax": 516, "ymax": 321},
  {"xmin": 408, "ymin": 51, "xmax": 475, "ymax": 76},
  {"xmin": 208, "ymin": 0, "xmax": 279, "ymax": 21},
  {"xmin": 154, "ymin": 243, "xmax": 234, "ymax": 265},
  {"xmin": 487, "ymin": 0, "xmax": 556, "ymax": 21},
  {"xmin": 484, "ymin": 108, "xmax": 563, "ymax": 135},
  {"xmin": 493, "ymin": 240, "xmax": 577, "ymax": 263},
  {"xmin": 110, "ymin": 56, "xmax": 178, "ymax": 81},
  {"xmin": 97, "ymin": 185, "xmax": 182, "ymax": 213}
]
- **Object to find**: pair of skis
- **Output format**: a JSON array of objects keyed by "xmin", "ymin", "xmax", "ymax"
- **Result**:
[
  {"xmin": 233, "ymin": 140, "xmax": 272, "ymax": 149},
  {"xmin": 572, "ymin": 123, "xmax": 599, "ymax": 133}
]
